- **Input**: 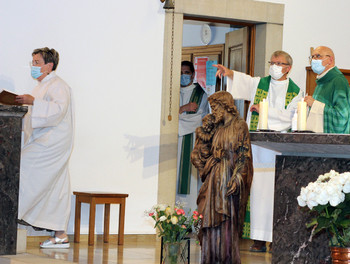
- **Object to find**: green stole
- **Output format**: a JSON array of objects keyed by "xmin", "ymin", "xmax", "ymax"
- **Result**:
[
  {"xmin": 249, "ymin": 76, "xmax": 300, "ymax": 131},
  {"xmin": 242, "ymin": 76, "xmax": 299, "ymax": 239},
  {"xmin": 178, "ymin": 84, "xmax": 205, "ymax": 195}
]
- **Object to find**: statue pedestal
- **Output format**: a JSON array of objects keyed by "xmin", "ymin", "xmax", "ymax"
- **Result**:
[
  {"xmin": 250, "ymin": 132, "xmax": 350, "ymax": 264},
  {"xmin": 0, "ymin": 105, "xmax": 27, "ymax": 255}
]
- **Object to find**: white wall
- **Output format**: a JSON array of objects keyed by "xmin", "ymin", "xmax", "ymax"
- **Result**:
[
  {"xmin": 0, "ymin": 0, "xmax": 164, "ymax": 235},
  {"xmin": 2, "ymin": 0, "xmax": 350, "ymax": 236},
  {"xmin": 183, "ymin": 21, "xmax": 237, "ymax": 47},
  {"xmin": 255, "ymin": 0, "xmax": 350, "ymax": 92}
]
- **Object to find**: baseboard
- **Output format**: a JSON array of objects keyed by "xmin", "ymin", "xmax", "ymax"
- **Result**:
[{"xmin": 17, "ymin": 229, "xmax": 27, "ymax": 253}]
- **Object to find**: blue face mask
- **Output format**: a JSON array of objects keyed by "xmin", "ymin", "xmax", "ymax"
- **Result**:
[
  {"xmin": 31, "ymin": 66, "xmax": 43, "ymax": 79},
  {"xmin": 180, "ymin": 74, "xmax": 192, "ymax": 86},
  {"xmin": 311, "ymin": 59, "xmax": 326, "ymax": 75}
]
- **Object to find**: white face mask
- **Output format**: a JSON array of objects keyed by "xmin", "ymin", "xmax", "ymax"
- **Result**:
[{"xmin": 269, "ymin": 64, "xmax": 285, "ymax": 80}]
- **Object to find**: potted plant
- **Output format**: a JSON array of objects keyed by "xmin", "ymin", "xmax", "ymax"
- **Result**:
[
  {"xmin": 297, "ymin": 170, "xmax": 350, "ymax": 263},
  {"xmin": 147, "ymin": 203, "xmax": 202, "ymax": 264}
]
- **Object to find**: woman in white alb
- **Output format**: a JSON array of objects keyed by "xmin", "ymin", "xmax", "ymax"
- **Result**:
[{"xmin": 16, "ymin": 47, "xmax": 74, "ymax": 249}]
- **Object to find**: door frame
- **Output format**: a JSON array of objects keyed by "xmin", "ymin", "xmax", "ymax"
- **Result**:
[{"xmin": 158, "ymin": 0, "xmax": 285, "ymax": 206}]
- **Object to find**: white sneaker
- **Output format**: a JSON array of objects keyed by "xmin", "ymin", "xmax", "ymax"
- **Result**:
[{"xmin": 40, "ymin": 236, "xmax": 70, "ymax": 249}]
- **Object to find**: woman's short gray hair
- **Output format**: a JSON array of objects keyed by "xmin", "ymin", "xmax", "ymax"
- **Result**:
[{"xmin": 32, "ymin": 47, "xmax": 59, "ymax": 71}]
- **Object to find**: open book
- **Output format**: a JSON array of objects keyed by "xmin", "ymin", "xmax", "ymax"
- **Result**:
[{"xmin": 0, "ymin": 90, "xmax": 22, "ymax": 106}]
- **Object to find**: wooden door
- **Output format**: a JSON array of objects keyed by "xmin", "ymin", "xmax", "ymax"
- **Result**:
[
  {"xmin": 224, "ymin": 27, "xmax": 250, "ymax": 120},
  {"xmin": 305, "ymin": 66, "xmax": 350, "ymax": 96}
]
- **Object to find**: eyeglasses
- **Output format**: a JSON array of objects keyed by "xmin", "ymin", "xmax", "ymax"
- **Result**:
[
  {"xmin": 308, "ymin": 54, "xmax": 330, "ymax": 61},
  {"xmin": 268, "ymin": 61, "xmax": 289, "ymax": 66}
]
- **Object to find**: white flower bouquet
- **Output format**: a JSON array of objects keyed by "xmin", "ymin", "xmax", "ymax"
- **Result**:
[
  {"xmin": 297, "ymin": 170, "xmax": 350, "ymax": 247},
  {"xmin": 147, "ymin": 203, "xmax": 202, "ymax": 243}
]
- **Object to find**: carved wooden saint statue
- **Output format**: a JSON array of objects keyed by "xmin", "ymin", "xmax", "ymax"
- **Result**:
[{"xmin": 191, "ymin": 91, "xmax": 253, "ymax": 264}]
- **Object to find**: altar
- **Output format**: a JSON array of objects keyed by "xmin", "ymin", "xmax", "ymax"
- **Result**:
[
  {"xmin": 0, "ymin": 105, "xmax": 27, "ymax": 255},
  {"xmin": 250, "ymin": 131, "xmax": 350, "ymax": 264}
]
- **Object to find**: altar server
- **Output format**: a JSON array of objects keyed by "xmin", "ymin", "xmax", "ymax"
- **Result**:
[
  {"xmin": 176, "ymin": 60, "xmax": 209, "ymax": 213},
  {"xmin": 16, "ymin": 47, "xmax": 74, "ymax": 249}
]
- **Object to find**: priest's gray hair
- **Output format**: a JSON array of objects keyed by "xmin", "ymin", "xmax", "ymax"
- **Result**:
[
  {"xmin": 32, "ymin": 47, "xmax": 60, "ymax": 71},
  {"xmin": 271, "ymin": 50, "xmax": 293, "ymax": 66}
]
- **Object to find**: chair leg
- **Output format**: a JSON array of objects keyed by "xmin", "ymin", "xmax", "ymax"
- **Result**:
[
  {"xmin": 104, "ymin": 204, "xmax": 110, "ymax": 243},
  {"xmin": 118, "ymin": 199, "xmax": 126, "ymax": 245},
  {"xmin": 88, "ymin": 198, "xmax": 96, "ymax": 246},
  {"xmin": 74, "ymin": 198, "xmax": 81, "ymax": 243}
]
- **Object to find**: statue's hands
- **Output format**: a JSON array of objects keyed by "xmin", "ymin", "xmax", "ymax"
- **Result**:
[
  {"xmin": 202, "ymin": 114, "xmax": 215, "ymax": 133},
  {"xmin": 213, "ymin": 64, "xmax": 233, "ymax": 79},
  {"xmin": 227, "ymin": 174, "xmax": 241, "ymax": 196}
]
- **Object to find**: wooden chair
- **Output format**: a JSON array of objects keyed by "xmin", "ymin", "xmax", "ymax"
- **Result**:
[{"xmin": 73, "ymin": 192, "xmax": 129, "ymax": 246}]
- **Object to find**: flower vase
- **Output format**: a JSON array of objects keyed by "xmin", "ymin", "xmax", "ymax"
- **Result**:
[
  {"xmin": 163, "ymin": 241, "xmax": 182, "ymax": 264},
  {"xmin": 331, "ymin": 247, "xmax": 350, "ymax": 263}
]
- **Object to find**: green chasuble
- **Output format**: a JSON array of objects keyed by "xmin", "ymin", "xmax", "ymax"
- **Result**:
[
  {"xmin": 178, "ymin": 84, "xmax": 205, "ymax": 194},
  {"xmin": 313, "ymin": 67, "xmax": 350, "ymax": 134},
  {"xmin": 249, "ymin": 76, "xmax": 300, "ymax": 131}
]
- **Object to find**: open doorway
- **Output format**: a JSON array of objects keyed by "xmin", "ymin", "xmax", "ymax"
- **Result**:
[
  {"xmin": 158, "ymin": 1, "xmax": 285, "ymax": 207},
  {"xmin": 182, "ymin": 17, "xmax": 255, "ymax": 120},
  {"xmin": 175, "ymin": 17, "xmax": 257, "ymax": 213}
]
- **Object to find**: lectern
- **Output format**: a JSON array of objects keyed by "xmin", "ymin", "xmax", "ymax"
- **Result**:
[
  {"xmin": 0, "ymin": 105, "xmax": 27, "ymax": 255},
  {"xmin": 250, "ymin": 131, "xmax": 350, "ymax": 264}
]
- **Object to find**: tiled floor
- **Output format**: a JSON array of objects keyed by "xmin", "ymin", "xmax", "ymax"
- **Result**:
[{"xmin": 0, "ymin": 235, "xmax": 272, "ymax": 263}]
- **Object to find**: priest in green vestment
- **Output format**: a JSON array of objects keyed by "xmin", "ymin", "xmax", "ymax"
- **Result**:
[
  {"xmin": 305, "ymin": 46, "xmax": 350, "ymax": 134},
  {"xmin": 176, "ymin": 61, "xmax": 209, "ymax": 212}
]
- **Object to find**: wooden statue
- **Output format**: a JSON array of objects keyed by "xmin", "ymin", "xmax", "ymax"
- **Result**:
[{"xmin": 191, "ymin": 91, "xmax": 253, "ymax": 264}]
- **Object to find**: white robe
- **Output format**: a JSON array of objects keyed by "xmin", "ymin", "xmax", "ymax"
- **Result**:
[
  {"xmin": 227, "ymin": 71, "xmax": 302, "ymax": 242},
  {"xmin": 18, "ymin": 72, "xmax": 74, "ymax": 231},
  {"xmin": 305, "ymin": 69, "xmax": 330, "ymax": 133},
  {"xmin": 176, "ymin": 84, "xmax": 209, "ymax": 212}
]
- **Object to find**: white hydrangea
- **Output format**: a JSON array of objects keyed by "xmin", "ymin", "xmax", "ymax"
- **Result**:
[
  {"xmin": 315, "ymin": 186, "xmax": 329, "ymax": 205},
  {"xmin": 343, "ymin": 173, "xmax": 350, "ymax": 193},
  {"xmin": 344, "ymin": 181, "xmax": 350, "ymax": 193},
  {"xmin": 329, "ymin": 192, "xmax": 345, "ymax": 207},
  {"xmin": 297, "ymin": 170, "xmax": 350, "ymax": 210},
  {"xmin": 297, "ymin": 195, "xmax": 307, "ymax": 207}
]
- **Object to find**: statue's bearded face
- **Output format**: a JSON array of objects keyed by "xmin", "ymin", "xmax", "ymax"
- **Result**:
[{"xmin": 210, "ymin": 102, "xmax": 225, "ymax": 123}]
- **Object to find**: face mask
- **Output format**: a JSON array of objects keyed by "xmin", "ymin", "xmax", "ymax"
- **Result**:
[
  {"xmin": 269, "ymin": 65, "xmax": 284, "ymax": 80},
  {"xmin": 31, "ymin": 66, "xmax": 43, "ymax": 79},
  {"xmin": 311, "ymin": 59, "xmax": 326, "ymax": 75},
  {"xmin": 181, "ymin": 74, "xmax": 192, "ymax": 86}
]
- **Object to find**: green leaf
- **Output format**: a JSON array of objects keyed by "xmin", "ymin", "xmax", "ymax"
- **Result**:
[
  {"xmin": 313, "ymin": 204, "xmax": 328, "ymax": 213},
  {"xmin": 338, "ymin": 219, "xmax": 350, "ymax": 228},
  {"xmin": 306, "ymin": 218, "xmax": 318, "ymax": 228},
  {"xmin": 317, "ymin": 216, "xmax": 332, "ymax": 229},
  {"xmin": 331, "ymin": 209, "xmax": 342, "ymax": 219}
]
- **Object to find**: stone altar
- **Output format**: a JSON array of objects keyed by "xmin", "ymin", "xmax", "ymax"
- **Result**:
[
  {"xmin": 0, "ymin": 105, "xmax": 27, "ymax": 255},
  {"xmin": 250, "ymin": 132, "xmax": 350, "ymax": 264}
]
